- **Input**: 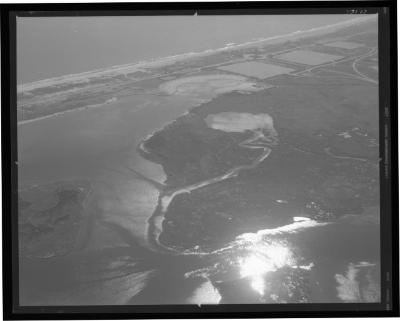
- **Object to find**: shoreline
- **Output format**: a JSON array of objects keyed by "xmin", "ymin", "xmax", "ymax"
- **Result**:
[
  {"xmin": 18, "ymin": 15, "xmax": 375, "ymax": 93},
  {"xmin": 17, "ymin": 97, "xmax": 117, "ymax": 126}
]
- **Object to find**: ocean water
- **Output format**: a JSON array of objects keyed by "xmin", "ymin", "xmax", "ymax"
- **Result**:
[{"xmin": 17, "ymin": 15, "xmax": 356, "ymax": 84}]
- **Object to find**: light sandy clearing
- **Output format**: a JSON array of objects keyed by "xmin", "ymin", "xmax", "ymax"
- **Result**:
[
  {"xmin": 205, "ymin": 112, "xmax": 275, "ymax": 133},
  {"xmin": 159, "ymin": 74, "xmax": 268, "ymax": 96}
]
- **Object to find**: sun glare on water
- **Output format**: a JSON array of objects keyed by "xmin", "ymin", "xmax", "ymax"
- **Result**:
[{"xmin": 238, "ymin": 242, "xmax": 292, "ymax": 296}]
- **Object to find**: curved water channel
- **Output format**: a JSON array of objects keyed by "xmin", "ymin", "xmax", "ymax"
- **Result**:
[{"xmin": 145, "ymin": 127, "xmax": 278, "ymax": 254}]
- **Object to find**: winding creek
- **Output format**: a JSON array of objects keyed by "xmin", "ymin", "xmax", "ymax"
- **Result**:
[{"xmin": 145, "ymin": 122, "xmax": 278, "ymax": 254}]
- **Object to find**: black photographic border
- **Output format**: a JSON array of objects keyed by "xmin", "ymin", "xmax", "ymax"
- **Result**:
[{"xmin": 1, "ymin": 1, "xmax": 398, "ymax": 319}]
